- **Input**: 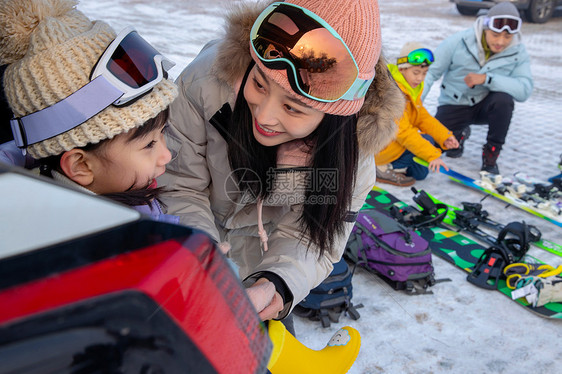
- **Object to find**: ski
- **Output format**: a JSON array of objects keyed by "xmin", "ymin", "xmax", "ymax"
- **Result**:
[
  {"xmin": 413, "ymin": 157, "xmax": 562, "ymax": 228},
  {"xmin": 549, "ymin": 174, "xmax": 562, "ymax": 183},
  {"xmin": 361, "ymin": 186, "xmax": 562, "ymax": 319}
]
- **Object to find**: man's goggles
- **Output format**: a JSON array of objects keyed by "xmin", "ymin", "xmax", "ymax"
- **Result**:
[
  {"xmin": 10, "ymin": 27, "xmax": 175, "ymax": 149},
  {"xmin": 397, "ymin": 48, "xmax": 434, "ymax": 67},
  {"xmin": 250, "ymin": 2, "xmax": 373, "ymax": 102},
  {"xmin": 486, "ymin": 15, "xmax": 522, "ymax": 34}
]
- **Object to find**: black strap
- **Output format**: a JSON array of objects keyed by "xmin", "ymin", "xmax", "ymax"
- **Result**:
[
  {"xmin": 496, "ymin": 221, "xmax": 537, "ymax": 261},
  {"xmin": 208, "ymin": 102, "xmax": 232, "ymax": 141},
  {"xmin": 344, "ymin": 211, "xmax": 358, "ymax": 223},
  {"xmin": 453, "ymin": 210, "xmax": 480, "ymax": 231},
  {"xmin": 467, "ymin": 243, "xmax": 513, "ymax": 289},
  {"xmin": 410, "ymin": 188, "xmax": 448, "ymax": 228}
]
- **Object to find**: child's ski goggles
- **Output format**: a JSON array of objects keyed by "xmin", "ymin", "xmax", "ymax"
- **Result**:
[
  {"xmin": 91, "ymin": 26, "xmax": 175, "ymax": 106},
  {"xmin": 250, "ymin": 2, "xmax": 373, "ymax": 102},
  {"xmin": 486, "ymin": 15, "xmax": 522, "ymax": 34},
  {"xmin": 10, "ymin": 27, "xmax": 175, "ymax": 149},
  {"xmin": 397, "ymin": 48, "xmax": 434, "ymax": 67}
]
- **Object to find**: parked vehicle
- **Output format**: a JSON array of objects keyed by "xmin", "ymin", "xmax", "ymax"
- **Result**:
[{"xmin": 450, "ymin": 0, "xmax": 562, "ymax": 23}]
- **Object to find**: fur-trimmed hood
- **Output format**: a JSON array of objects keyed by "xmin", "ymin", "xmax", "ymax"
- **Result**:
[{"xmin": 213, "ymin": 0, "xmax": 403, "ymax": 156}]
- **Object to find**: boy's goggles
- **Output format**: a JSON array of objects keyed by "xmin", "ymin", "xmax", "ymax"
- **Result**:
[
  {"xmin": 397, "ymin": 48, "xmax": 434, "ymax": 67},
  {"xmin": 10, "ymin": 27, "xmax": 175, "ymax": 149},
  {"xmin": 250, "ymin": 2, "xmax": 373, "ymax": 102},
  {"xmin": 486, "ymin": 15, "xmax": 522, "ymax": 34}
]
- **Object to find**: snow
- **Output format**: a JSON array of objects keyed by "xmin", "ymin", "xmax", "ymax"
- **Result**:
[{"xmin": 76, "ymin": 1, "xmax": 562, "ymax": 372}]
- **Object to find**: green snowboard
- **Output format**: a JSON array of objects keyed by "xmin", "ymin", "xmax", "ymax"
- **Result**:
[
  {"xmin": 361, "ymin": 186, "xmax": 562, "ymax": 319},
  {"xmin": 422, "ymin": 190, "xmax": 562, "ymax": 258}
]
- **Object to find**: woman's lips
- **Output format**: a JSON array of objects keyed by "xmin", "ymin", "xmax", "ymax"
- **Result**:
[{"xmin": 255, "ymin": 119, "xmax": 281, "ymax": 137}]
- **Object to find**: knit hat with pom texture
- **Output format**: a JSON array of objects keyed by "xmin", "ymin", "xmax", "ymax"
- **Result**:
[
  {"xmin": 249, "ymin": 0, "xmax": 382, "ymax": 116},
  {"xmin": 0, "ymin": 0, "xmax": 177, "ymax": 159}
]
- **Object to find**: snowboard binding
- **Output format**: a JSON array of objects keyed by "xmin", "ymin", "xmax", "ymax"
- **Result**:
[
  {"xmin": 467, "ymin": 243, "xmax": 512, "ymax": 290},
  {"xmin": 467, "ymin": 221, "xmax": 535, "ymax": 290}
]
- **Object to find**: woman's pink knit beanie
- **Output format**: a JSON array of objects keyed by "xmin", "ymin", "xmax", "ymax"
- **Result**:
[{"xmin": 250, "ymin": 0, "xmax": 381, "ymax": 116}]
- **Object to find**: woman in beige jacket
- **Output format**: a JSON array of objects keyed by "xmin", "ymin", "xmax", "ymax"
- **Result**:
[{"xmin": 159, "ymin": 0, "xmax": 404, "ymax": 322}]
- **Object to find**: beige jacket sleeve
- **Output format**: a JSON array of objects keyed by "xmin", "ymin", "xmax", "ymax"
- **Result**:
[{"xmin": 158, "ymin": 41, "xmax": 231, "ymax": 242}]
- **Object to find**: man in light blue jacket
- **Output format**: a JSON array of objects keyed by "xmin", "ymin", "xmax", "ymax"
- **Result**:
[{"xmin": 423, "ymin": 2, "xmax": 533, "ymax": 174}]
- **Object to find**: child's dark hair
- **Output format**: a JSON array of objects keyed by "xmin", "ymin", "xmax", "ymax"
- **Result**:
[
  {"xmin": 228, "ymin": 64, "xmax": 359, "ymax": 257},
  {"xmin": 39, "ymin": 108, "xmax": 170, "ymax": 207}
]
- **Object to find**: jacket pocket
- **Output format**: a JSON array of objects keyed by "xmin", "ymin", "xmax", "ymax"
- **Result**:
[{"xmin": 441, "ymin": 83, "xmax": 463, "ymax": 103}]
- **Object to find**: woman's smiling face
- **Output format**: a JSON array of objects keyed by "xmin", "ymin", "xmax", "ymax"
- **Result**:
[{"xmin": 243, "ymin": 66, "xmax": 325, "ymax": 147}]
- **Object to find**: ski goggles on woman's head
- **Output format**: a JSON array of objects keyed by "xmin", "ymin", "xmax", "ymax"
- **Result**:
[
  {"xmin": 10, "ymin": 27, "xmax": 175, "ymax": 150},
  {"xmin": 91, "ymin": 26, "xmax": 175, "ymax": 106},
  {"xmin": 486, "ymin": 15, "xmax": 522, "ymax": 34},
  {"xmin": 397, "ymin": 48, "xmax": 434, "ymax": 67},
  {"xmin": 250, "ymin": 2, "xmax": 373, "ymax": 102}
]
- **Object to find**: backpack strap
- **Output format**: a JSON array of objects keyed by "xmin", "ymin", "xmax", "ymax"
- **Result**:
[
  {"xmin": 345, "ymin": 224, "xmax": 366, "ymax": 265},
  {"xmin": 363, "ymin": 209, "xmax": 411, "ymax": 236},
  {"xmin": 354, "ymin": 217, "xmax": 413, "ymax": 257},
  {"xmin": 351, "ymin": 219, "xmax": 379, "ymax": 269}
]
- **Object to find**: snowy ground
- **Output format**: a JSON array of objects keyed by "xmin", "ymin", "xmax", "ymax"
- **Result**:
[{"xmin": 77, "ymin": 1, "xmax": 562, "ymax": 373}]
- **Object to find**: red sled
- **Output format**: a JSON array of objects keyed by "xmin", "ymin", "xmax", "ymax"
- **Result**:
[{"xmin": 0, "ymin": 165, "xmax": 271, "ymax": 374}]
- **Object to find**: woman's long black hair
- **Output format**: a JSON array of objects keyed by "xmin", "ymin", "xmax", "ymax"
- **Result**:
[
  {"xmin": 39, "ymin": 108, "xmax": 170, "ymax": 208},
  {"xmin": 228, "ymin": 63, "xmax": 359, "ymax": 257}
]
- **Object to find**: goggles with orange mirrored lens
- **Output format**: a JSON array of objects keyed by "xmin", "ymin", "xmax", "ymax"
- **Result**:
[{"xmin": 250, "ymin": 2, "xmax": 374, "ymax": 102}]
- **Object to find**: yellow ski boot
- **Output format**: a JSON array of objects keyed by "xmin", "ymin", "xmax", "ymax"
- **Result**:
[{"xmin": 267, "ymin": 320, "xmax": 361, "ymax": 374}]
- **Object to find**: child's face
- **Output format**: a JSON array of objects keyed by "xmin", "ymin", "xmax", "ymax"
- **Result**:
[
  {"xmin": 89, "ymin": 125, "xmax": 171, "ymax": 194},
  {"xmin": 484, "ymin": 30, "xmax": 514, "ymax": 54},
  {"xmin": 400, "ymin": 65, "xmax": 429, "ymax": 89},
  {"xmin": 244, "ymin": 65, "xmax": 325, "ymax": 147}
]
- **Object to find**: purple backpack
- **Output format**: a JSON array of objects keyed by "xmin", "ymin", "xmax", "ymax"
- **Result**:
[{"xmin": 345, "ymin": 209, "xmax": 435, "ymax": 293}]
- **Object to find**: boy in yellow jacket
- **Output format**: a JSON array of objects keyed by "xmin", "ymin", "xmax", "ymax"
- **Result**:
[{"xmin": 376, "ymin": 42, "xmax": 459, "ymax": 186}]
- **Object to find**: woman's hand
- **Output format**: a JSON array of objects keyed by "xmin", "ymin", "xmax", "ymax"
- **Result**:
[
  {"xmin": 257, "ymin": 291, "xmax": 284, "ymax": 321},
  {"xmin": 246, "ymin": 278, "xmax": 283, "ymax": 320}
]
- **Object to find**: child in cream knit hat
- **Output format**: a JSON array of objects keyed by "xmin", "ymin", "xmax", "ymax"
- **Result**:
[{"xmin": 0, "ymin": 0, "xmax": 178, "ymax": 218}]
